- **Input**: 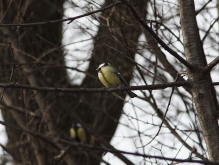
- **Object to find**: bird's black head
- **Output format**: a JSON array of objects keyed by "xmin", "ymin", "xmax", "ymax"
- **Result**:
[
  {"xmin": 104, "ymin": 62, "xmax": 110, "ymax": 66},
  {"xmin": 73, "ymin": 122, "xmax": 82, "ymax": 130}
]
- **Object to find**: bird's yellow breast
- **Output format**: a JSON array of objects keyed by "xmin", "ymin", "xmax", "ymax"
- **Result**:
[
  {"xmin": 70, "ymin": 128, "xmax": 76, "ymax": 139},
  {"xmin": 98, "ymin": 65, "xmax": 122, "ymax": 88},
  {"xmin": 77, "ymin": 128, "xmax": 86, "ymax": 143}
]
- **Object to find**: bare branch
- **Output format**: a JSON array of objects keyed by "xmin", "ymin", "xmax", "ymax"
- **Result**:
[
  {"xmin": 120, "ymin": 0, "xmax": 194, "ymax": 70},
  {"xmin": 0, "ymin": 2, "xmax": 122, "ymax": 27},
  {"xmin": 8, "ymin": 41, "xmax": 15, "ymax": 84},
  {"xmin": 0, "ymin": 81, "xmax": 190, "ymax": 93},
  {"xmin": 140, "ymin": 86, "xmax": 175, "ymax": 147},
  {"xmin": 196, "ymin": 0, "xmax": 212, "ymax": 15},
  {"xmin": 203, "ymin": 56, "xmax": 219, "ymax": 72},
  {"xmin": 0, "ymin": 120, "xmax": 216, "ymax": 164},
  {"xmin": 202, "ymin": 16, "xmax": 219, "ymax": 42}
]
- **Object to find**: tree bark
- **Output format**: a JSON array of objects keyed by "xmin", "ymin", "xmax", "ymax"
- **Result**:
[{"xmin": 178, "ymin": 0, "xmax": 219, "ymax": 161}]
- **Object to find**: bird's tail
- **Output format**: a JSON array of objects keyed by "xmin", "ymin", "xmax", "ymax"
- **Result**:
[{"xmin": 126, "ymin": 90, "xmax": 137, "ymax": 98}]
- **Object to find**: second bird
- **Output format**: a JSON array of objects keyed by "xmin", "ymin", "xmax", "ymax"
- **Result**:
[
  {"xmin": 70, "ymin": 123, "xmax": 86, "ymax": 143},
  {"xmin": 96, "ymin": 62, "xmax": 137, "ymax": 98}
]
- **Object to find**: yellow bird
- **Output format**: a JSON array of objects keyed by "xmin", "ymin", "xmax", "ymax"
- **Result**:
[
  {"xmin": 70, "ymin": 123, "xmax": 86, "ymax": 143},
  {"xmin": 96, "ymin": 62, "xmax": 137, "ymax": 98}
]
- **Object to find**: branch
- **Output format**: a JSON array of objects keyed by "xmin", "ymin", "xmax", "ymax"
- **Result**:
[
  {"xmin": 0, "ymin": 103, "xmax": 41, "ymax": 117},
  {"xmin": 196, "ymin": 0, "xmax": 212, "ymax": 15},
  {"xmin": 0, "ymin": 81, "xmax": 190, "ymax": 93},
  {"xmin": 0, "ymin": 2, "xmax": 122, "ymax": 27},
  {"xmin": 140, "ymin": 23, "xmax": 191, "ymax": 94},
  {"xmin": 120, "ymin": 0, "xmax": 194, "ymax": 70},
  {"xmin": 0, "ymin": 120, "xmax": 216, "ymax": 164},
  {"xmin": 202, "ymin": 16, "xmax": 219, "ymax": 42},
  {"xmin": 58, "ymin": 139, "xmax": 219, "ymax": 164},
  {"xmin": 8, "ymin": 41, "xmax": 16, "ymax": 84},
  {"xmin": 4, "ymin": 32, "xmax": 77, "ymax": 165},
  {"xmin": 146, "ymin": 94, "xmax": 206, "ymax": 160},
  {"xmin": 213, "ymin": 82, "xmax": 219, "ymax": 86},
  {"xmin": 203, "ymin": 56, "xmax": 219, "ymax": 73},
  {"xmin": 0, "ymin": 120, "xmax": 57, "ymax": 148},
  {"xmin": 141, "ymin": 86, "xmax": 175, "ymax": 147}
]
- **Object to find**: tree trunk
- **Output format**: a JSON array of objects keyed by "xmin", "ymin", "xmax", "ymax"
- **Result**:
[
  {"xmin": 0, "ymin": 0, "xmax": 147, "ymax": 164},
  {"xmin": 178, "ymin": 0, "xmax": 219, "ymax": 161}
]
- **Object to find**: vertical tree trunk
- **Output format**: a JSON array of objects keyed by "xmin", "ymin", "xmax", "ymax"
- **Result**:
[
  {"xmin": 0, "ymin": 0, "xmax": 147, "ymax": 164},
  {"xmin": 178, "ymin": 0, "xmax": 219, "ymax": 161},
  {"xmin": 0, "ymin": 0, "xmax": 71, "ymax": 164}
]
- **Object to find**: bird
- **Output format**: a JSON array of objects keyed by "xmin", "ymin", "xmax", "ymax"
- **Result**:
[
  {"xmin": 96, "ymin": 62, "xmax": 137, "ymax": 98},
  {"xmin": 70, "ymin": 122, "xmax": 86, "ymax": 143}
]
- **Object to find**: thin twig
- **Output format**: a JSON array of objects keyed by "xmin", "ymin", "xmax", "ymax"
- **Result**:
[
  {"xmin": 202, "ymin": 16, "xmax": 219, "ymax": 42},
  {"xmin": 0, "ymin": 42, "xmax": 16, "ymax": 102},
  {"xmin": 171, "ymin": 126, "xmax": 193, "ymax": 164},
  {"xmin": 0, "ymin": 0, "xmax": 13, "ymax": 23},
  {"xmin": 139, "ymin": 86, "xmax": 175, "ymax": 147},
  {"xmin": 8, "ymin": 41, "xmax": 15, "ymax": 84}
]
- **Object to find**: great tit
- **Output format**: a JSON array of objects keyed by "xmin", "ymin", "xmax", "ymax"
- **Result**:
[
  {"xmin": 70, "ymin": 123, "xmax": 86, "ymax": 143},
  {"xmin": 96, "ymin": 62, "xmax": 137, "ymax": 98}
]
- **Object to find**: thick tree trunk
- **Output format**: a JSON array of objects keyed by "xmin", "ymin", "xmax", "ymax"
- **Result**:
[
  {"xmin": 80, "ymin": 0, "xmax": 147, "ymax": 164},
  {"xmin": 0, "ymin": 0, "xmax": 147, "ymax": 164},
  {"xmin": 178, "ymin": 0, "xmax": 219, "ymax": 161},
  {"xmin": 0, "ymin": 0, "xmax": 73, "ymax": 165}
]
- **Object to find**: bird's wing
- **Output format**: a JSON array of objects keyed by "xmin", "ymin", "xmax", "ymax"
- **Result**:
[
  {"xmin": 77, "ymin": 128, "xmax": 86, "ymax": 143},
  {"xmin": 115, "ymin": 71, "xmax": 129, "ymax": 87},
  {"xmin": 70, "ymin": 128, "xmax": 76, "ymax": 139}
]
